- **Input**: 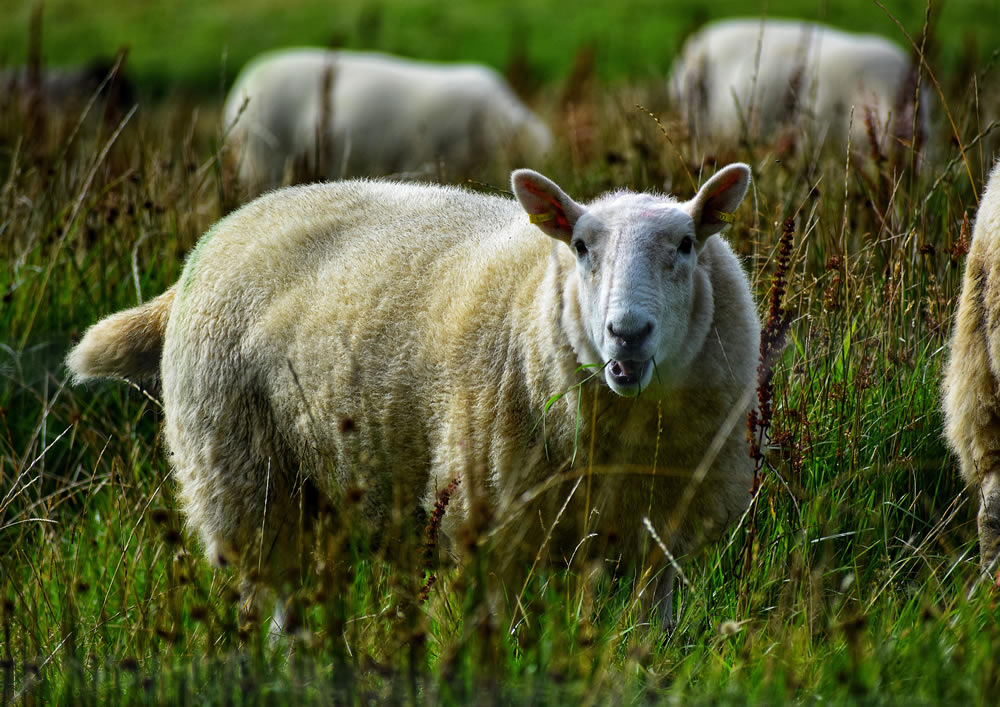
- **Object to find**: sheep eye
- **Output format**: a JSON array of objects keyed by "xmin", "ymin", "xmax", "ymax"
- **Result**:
[
  {"xmin": 678, "ymin": 236, "xmax": 693, "ymax": 255},
  {"xmin": 572, "ymin": 240, "xmax": 588, "ymax": 257}
]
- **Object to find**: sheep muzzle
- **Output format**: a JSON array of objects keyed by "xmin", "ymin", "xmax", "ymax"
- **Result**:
[{"xmin": 608, "ymin": 359, "xmax": 651, "ymax": 387}]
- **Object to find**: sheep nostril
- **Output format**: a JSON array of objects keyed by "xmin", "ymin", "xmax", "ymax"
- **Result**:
[{"xmin": 608, "ymin": 320, "xmax": 654, "ymax": 348}]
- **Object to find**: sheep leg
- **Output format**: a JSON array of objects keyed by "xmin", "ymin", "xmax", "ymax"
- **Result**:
[
  {"xmin": 978, "ymin": 465, "xmax": 1000, "ymax": 577},
  {"xmin": 964, "ymin": 416, "xmax": 1000, "ymax": 575},
  {"xmin": 269, "ymin": 596, "xmax": 288, "ymax": 640},
  {"xmin": 238, "ymin": 578, "xmax": 264, "ymax": 631},
  {"xmin": 645, "ymin": 565, "xmax": 677, "ymax": 631},
  {"xmin": 237, "ymin": 579, "xmax": 291, "ymax": 638}
]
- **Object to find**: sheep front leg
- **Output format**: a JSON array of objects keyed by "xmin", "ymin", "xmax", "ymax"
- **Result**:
[
  {"xmin": 657, "ymin": 566, "xmax": 678, "ymax": 630},
  {"xmin": 642, "ymin": 565, "xmax": 677, "ymax": 632}
]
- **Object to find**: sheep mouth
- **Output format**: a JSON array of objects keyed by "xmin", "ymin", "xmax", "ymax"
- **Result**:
[{"xmin": 607, "ymin": 359, "xmax": 652, "ymax": 388}]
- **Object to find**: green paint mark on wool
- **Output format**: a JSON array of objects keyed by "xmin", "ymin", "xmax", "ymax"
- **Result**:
[{"xmin": 179, "ymin": 222, "xmax": 221, "ymax": 296}]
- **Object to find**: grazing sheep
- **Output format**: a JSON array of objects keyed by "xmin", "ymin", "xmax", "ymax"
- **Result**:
[
  {"xmin": 223, "ymin": 48, "xmax": 554, "ymax": 192},
  {"xmin": 668, "ymin": 18, "xmax": 926, "ymax": 154},
  {"xmin": 67, "ymin": 164, "xmax": 758, "ymax": 628},
  {"xmin": 1, "ymin": 58, "xmax": 134, "ymax": 118},
  {"xmin": 943, "ymin": 159, "xmax": 1000, "ymax": 575}
]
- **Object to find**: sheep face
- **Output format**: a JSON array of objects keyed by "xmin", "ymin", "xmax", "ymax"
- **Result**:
[{"xmin": 512, "ymin": 164, "xmax": 751, "ymax": 396}]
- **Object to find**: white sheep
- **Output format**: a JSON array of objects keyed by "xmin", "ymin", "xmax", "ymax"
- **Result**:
[
  {"xmin": 223, "ymin": 48, "xmax": 554, "ymax": 192},
  {"xmin": 668, "ymin": 18, "xmax": 927, "ymax": 154},
  {"xmin": 67, "ymin": 164, "xmax": 758, "ymax": 628},
  {"xmin": 943, "ymin": 159, "xmax": 1000, "ymax": 574}
]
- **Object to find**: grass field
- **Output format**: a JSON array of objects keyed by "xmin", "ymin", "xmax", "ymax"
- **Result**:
[
  {"xmin": 2, "ymin": 0, "xmax": 999, "ymax": 94},
  {"xmin": 3, "ymin": 0, "xmax": 1000, "ymax": 703}
]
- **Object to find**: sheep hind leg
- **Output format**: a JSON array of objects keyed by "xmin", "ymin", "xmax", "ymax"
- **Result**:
[
  {"xmin": 236, "ymin": 581, "xmax": 291, "ymax": 647},
  {"xmin": 189, "ymin": 465, "xmax": 327, "ymax": 638},
  {"xmin": 237, "ymin": 474, "xmax": 331, "ymax": 616}
]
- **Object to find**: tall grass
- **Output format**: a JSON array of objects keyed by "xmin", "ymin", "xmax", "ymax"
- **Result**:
[{"xmin": 2, "ymin": 16, "xmax": 1000, "ymax": 705}]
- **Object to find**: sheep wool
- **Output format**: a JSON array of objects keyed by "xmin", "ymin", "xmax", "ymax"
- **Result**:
[
  {"xmin": 67, "ymin": 165, "xmax": 759, "ymax": 627},
  {"xmin": 943, "ymin": 159, "xmax": 1000, "ymax": 573},
  {"xmin": 223, "ymin": 48, "xmax": 554, "ymax": 192}
]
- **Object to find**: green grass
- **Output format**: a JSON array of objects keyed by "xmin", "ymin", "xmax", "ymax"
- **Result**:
[
  {"xmin": 4, "ymin": 0, "xmax": 1000, "ymax": 703},
  {"xmin": 1, "ymin": 0, "xmax": 999, "ymax": 94}
]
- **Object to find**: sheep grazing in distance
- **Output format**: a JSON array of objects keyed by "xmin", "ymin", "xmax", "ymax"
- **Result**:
[
  {"xmin": 67, "ymin": 164, "xmax": 759, "ymax": 629},
  {"xmin": 668, "ymin": 18, "xmax": 927, "ymax": 156},
  {"xmin": 222, "ymin": 48, "xmax": 554, "ymax": 192},
  {"xmin": 1, "ymin": 57, "xmax": 134, "ymax": 118},
  {"xmin": 943, "ymin": 159, "xmax": 1000, "ymax": 576}
]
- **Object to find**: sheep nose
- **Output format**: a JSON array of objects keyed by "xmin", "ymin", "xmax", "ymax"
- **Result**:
[{"xmin": 607, "ymin": 320, "xmax": 654, "ymax": 349}]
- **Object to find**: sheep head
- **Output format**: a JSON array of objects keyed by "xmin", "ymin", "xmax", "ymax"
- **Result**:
[{"xmin": 512, "ymin": 163, "xmax": 751, "ymax": 396}]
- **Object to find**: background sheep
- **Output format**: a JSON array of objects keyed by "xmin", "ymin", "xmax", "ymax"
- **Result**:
[
  {"xmin": 223, "ymin": 48, "xmax": 554, "ymax": 192},
  {"xmin": 1, "ymin": 57, "xmax": 134, "ymax": 120},
  {"xmin": 67, "ymin": 164, "xmax": 757, "ymax": 628},
  {"xmin": 943, "ymin": 159, "xmax": 1000, "ymax": 576},
  {"xmin": 668, "ymin": 18, "xmax": 927, "ymax": 155}
]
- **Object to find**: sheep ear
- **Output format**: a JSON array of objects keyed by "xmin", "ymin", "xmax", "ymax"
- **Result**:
[
  {"xmin": 511, "ymin": 169, "xmax": 584, "ymax": 243},
  {"xmin": 685, "ymin": 163, "xmax": 751, "ymax": 241}
]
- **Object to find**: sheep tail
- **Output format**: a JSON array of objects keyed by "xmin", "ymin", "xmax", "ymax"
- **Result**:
[{"xmin": 66, "ymin": 286, "xmax": 177, "ymax": 383}]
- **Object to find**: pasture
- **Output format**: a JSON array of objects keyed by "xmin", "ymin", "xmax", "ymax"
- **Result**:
[{"xmin": 3, "ymin": 0, "xmax": 1000, "ymax": 703}]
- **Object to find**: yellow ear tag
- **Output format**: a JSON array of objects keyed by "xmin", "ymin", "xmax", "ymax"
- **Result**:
[
  {"xmin": 529, "ymin": 212, "xmax": 555, "ymax": 224},
  {"xmin": 713, "ymin": 210, "xmax": 736, "ymax": 224}
]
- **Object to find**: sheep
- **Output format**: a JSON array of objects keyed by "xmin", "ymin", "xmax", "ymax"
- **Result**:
[
  {"xmin": 67, "ymin": 163, "xmax": 758, "ymax": 628},
  {"xmin": 943, "ymin": 159, "xmax": 1000, "ymax": 576},
  {"xmin": 1, "ymin": 57, "xmax": 134, "ymax": 119},
  {"xmin": 222, "ymin": 48, "xmax": 554, "ymax": 192},
  {"xmin": 668, "ymin": 18, "xmax": 927, "ymax": 155}
]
